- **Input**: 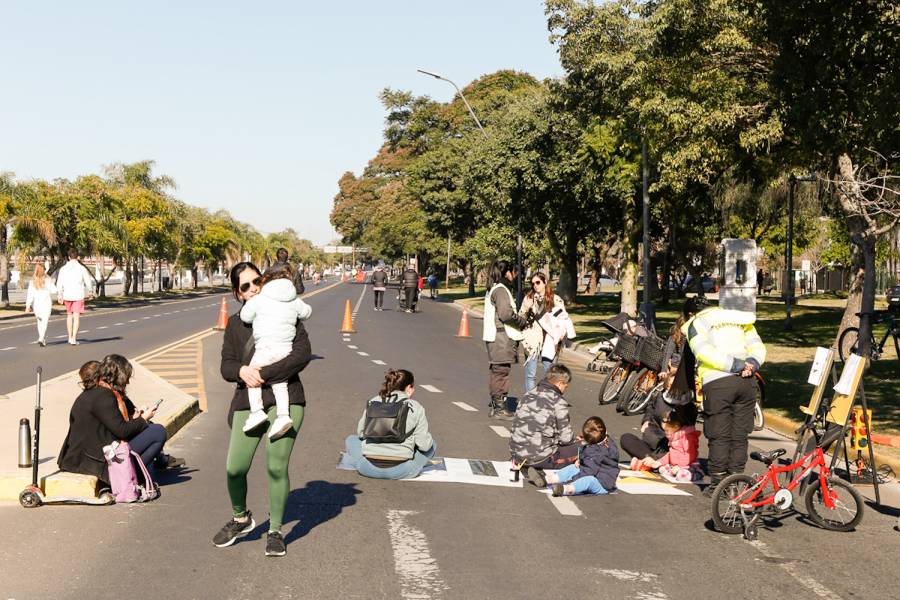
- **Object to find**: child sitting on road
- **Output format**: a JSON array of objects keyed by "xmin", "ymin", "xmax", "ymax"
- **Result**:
[
  {"xmin": 240, "ymin": 264, "xmax": 312, "ymax": 440},
  {"xmin": 545, "ymin": 416, "xmax": 620, "ymax": 496},
  {"xmin": 632, "ymin": 409, "xmax": 701, "ymax": 482}
]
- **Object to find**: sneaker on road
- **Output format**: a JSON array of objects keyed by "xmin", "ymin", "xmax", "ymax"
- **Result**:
[
  {"xmin": 266, "ymin": 531, "xmax": 286, "ymax": 557},
  {"xmin": 523, "ymin": 466, "xmax": 547, "ymax": 488},
  {"xmin": 213, "ymin": 512, "xmax": 255, "ymax": 547},
  {"xmin": 268, "ymin": 415, "xmax": 294, "ymax": 440},
  {"xmin": 242, "ymin": 410, "xmax": 268, "ymax": 433}
]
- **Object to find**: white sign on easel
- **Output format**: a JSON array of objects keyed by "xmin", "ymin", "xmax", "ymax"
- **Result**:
[
  {"xmin": 834, "ymin": 354, "xmax": 864, "ymax": 396},
  {"xmin": 807, "ymin": 347, "xmax": 831, "ymax": 386}
]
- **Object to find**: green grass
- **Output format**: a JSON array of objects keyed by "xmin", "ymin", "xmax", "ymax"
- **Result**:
[{"xmin": 443, "ymin": 284, "xmax": 900, "ymax": 437}]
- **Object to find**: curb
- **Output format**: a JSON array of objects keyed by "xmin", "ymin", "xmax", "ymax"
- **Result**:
[{"xmin": 452, "ymin": 299, "xmax": 900, "ymax": 473}]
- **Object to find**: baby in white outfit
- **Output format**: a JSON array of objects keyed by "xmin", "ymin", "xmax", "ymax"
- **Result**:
[{"xmin": 240, "ymin": 268, "xmax": 312, "ymax": 439}]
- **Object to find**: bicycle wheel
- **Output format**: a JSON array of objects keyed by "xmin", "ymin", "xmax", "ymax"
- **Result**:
[
  {"xmin": 598, "ymin": 364, "xmax": 629, "ymax": 405},
  {"xmin": 804, "ymin": 478, "xmax": 864, "ymax": 531},
  {"xmin": 624, "ymin": 378, "xmax": 663, "ymax": 416},
  {"xmin": 837, "ymin": 327, "xmax": 875, "ymax": 362},
  {"xmin": 711, "ymin": 473, "xmax": 761, "ymax": 534},
  {"xmin": 616, "ymin": 368, "xmax": 645, "ymax": 412}
]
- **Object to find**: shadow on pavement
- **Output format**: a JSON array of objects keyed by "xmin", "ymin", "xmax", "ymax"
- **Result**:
[
  {"xmin": 155, "ymin": 467, "xmax": 196, "ymax": 487},
  {"xmin": 251, "ymin": 480, "xmax": 362, "ymax": 545}
]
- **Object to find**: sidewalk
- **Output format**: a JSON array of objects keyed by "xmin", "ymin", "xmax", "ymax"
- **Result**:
[
  {"xmin": 0, "ymin": 286, "xmax": 230, "ymax": 322},
  {"xmin": 451, "ymin": 297, "xmax": 900, "ymax": 494},
  {"xmin": 0, "ymin": 339, "xmax": 206, "ymax": 501}
]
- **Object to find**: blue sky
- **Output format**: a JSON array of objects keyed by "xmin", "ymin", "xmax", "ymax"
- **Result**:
[{"xmin": 1, "ymin": 1, "xmax": 563, "ymax": 245}]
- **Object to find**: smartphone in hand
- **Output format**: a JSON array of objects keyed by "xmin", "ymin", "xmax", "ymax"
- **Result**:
[{"xmin": 153, "ymin": 398, "xmax": 164, "ymax": 410}]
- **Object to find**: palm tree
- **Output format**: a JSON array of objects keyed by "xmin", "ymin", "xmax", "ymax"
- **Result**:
[{"xmin": 0, "ymin": 173, "xmax": 56, "ymax": 306}]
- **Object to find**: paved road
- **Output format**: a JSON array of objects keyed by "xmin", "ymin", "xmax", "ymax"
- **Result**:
[{"xmin": 1, "ymin": 281, "xmax": 898, "ymax": 599}]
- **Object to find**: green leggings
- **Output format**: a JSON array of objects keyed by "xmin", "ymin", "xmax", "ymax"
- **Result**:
[{"xmin": 226, "ymin": 405, "xmax": 304, "ymax": 531}]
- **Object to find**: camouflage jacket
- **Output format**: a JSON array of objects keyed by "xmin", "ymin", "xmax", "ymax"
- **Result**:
[{"xmin": 509, "ymin": 380, "xmax": 574, "ymax": 463}]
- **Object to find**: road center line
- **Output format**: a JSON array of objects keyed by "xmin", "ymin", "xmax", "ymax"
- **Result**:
[
  {"xmin": 357, "ymin": 351, "xmax": 369, "ymax": 356},
  {"xmin": 547, "ymin": 494, "xmax": 583, "ymax": 517},
  {"xmin": 352, "ymin": 282, "xmax": 367, "ymax": 316},
  {"xmin": 0, "ymin": 346, "xmax": 15, "ymax": 351},
  {"xmin": 420, "ymin": 384, "xmax": 442, "ymax": 393},
  {"xmin": 347, "ymin": 345, "xmax": 358, "ymax": 349},
  {"xmin": 372, "ymin": 359, "xmax": 387, "ymax": 365},
  {"xmin": 386, "ymin": 510, "xmax": 448, "ymax": 600},
  {"xmin": 489, "ymin": 425, "xmax": 511, "ymax": 438},
  {"xmin": 452, "ymin": 401, "xmax": 478, "ymax": 412}
]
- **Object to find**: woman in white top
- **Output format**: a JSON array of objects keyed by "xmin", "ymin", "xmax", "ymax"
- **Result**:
[{"xmin": 25, "ymin": 264, "xmax": 57, "ymax": 346}]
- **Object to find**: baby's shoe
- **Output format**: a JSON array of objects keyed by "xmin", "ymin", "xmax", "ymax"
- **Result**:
[
  {"xmin": 629, "ymin": 457, "xmax": 641, "ymax": 471},
  {"xmin": 243, "ymin": 410, "xmax": 268, "ymax": 433},
  {"xmin": 268, "ymin": 415, "xmax": 294, "ymax": 440},
  {"xmin": 551, "ymin": 484, "xmax": 566, "ymax": 497}
]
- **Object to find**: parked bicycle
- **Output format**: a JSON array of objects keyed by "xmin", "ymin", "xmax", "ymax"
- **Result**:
[
  {"xmin": 837, "ymin": 310, "xmax": 900, "ymax": 362},
  {"xmin": 711, "ymin": 424, "xmax": 863, "ymax": 540}
]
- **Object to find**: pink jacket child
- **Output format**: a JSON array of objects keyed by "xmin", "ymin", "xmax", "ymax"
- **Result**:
[{"xmin": 655, "ymin": 425, "xmax": 701, "ymax": 483}]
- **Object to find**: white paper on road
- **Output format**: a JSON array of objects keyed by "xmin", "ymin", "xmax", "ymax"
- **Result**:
[
  {"xmin": 807, "ymin": 347, "xmax": 831, "ymax": 386},
  {"xmin": 404, "ymin": 458, "xmax": 523, "ymax": 488},
  {"xmin": 834, "ymin": 353, "xmax": 862, "ymax": 395}
]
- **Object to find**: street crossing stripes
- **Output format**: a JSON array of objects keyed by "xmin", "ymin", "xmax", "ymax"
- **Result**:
[
  {"xmin": 489, "ymin": 425, "xmax": 511, "ymax": 438},
  {"xmin": 138, "ymin": 332, "xmax": 213, "ymax": 411},
  {"xmin": 420, "ymin": 384, "xmax": 442, "ymax": 393},
  {"xmin": 372, "ymin": 359, "xmax": 386, "ymax": 365},
  {"xmin": 452, "ymin": 401, "xmax": 478, "ymax": 412},
  {"xmin": 547, "ymin": 494, "xmax": 583, "ymax": 517}
]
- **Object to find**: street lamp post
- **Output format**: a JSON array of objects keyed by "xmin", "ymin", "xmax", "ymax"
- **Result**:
[{"xmin": 417, "ymin": 68, "xmax": 524, "ymax": 299}]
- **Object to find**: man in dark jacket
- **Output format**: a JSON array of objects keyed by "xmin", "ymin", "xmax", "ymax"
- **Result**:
[
  {"xmin": 400, "ymin": 263, "xmax": 419, "ymax": 313},
  {"xmin": 270, "ymin": 248, "xmax": 305, "ymax": 295},
  {"xmin": 371, "ymin": 265, "xmax": 388, "ymax": 310},
  {"xmin": 509, "ymin": 365, "xmax": 579, "ymax": 486}
]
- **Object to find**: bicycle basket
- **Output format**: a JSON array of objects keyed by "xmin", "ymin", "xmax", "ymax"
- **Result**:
[
  {"xmin": 613, "ymin": 334, "xmax": 640, "ymax": 364},
  {"xmin": 636, "ymin": 334, "xmax": 666, "ymax": 372}
]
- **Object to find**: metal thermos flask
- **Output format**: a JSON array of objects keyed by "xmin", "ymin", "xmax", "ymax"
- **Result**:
[{"xmin": 18, "ymin": 418, "xmax": 32, "ymax": 468}]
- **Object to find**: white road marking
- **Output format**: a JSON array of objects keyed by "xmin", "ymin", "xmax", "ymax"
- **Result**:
[
  {"xmin": 593, "ymin": 569, "xmax": 667, "ymax": 599},
  {"xmin": 96, "ymin": 326, "xmax": 108, "ymax": 330},
  {"xmin": 114, "ymin": 322, "xmax": 124, "ymax": 326},
  {"xmin": 142, "ymin": 316, "xmax": 151, "ymax": 320},
  {"xmin": 55, "ymin": 335, "xmax": 67, "ymax": 339},
  {"xmin": 353, "ymin": 283, "xmax": 367, "ymax": 316},
  {"xmin": 489, "ymin": 425, "xmax": 511, "ymax": 438},
  {"xmin": 386, "ymin": 510, "xmax": 448, "ymax": 600},
  {"xmin": 153, "ymin": 314, "xmax": 161, "ymax": 317},
  {"xmin": 347, "ymin": 345, "xmax": 358, "ymax": 349},
  {"xmin": 129, "ymin": 319, "xmax": 139, "ymax": 323},
  {"xmin": 452, "ymin": 401, "xmax": 478, "ymax": 412},
  {"xmin": 420, "ymin": 384, "xmax": 442, "ymax": 393},
  {"xmin": 547, "ymin": 494, "xmax": 583, "ymax": 516},
  {"xmin": 357, "ymin": 351, "xmax": 370, "ymax": 356},
  {"xmin": 79, "ymin": 329, "xmax": 90, "ymax": 333},
  {"xmin": 372, "ymin": 359, "xmax": 387, "ymax": 365},
  {"xmin": 748, "ymin": 540, "xmax": 842, "ymax": 599},
  {"xmin": 0, "ymin": 346, "xmax": 15, "ymax": 351}
]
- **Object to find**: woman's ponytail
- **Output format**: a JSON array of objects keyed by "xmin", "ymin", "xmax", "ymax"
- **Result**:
[{"xmin": 379, "ymin": 369, "xmax": 415, "ymax": 399}]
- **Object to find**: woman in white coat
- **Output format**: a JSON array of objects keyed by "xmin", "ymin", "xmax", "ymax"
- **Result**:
[{"xmin": 25, "ymin": 264, "xmax": 56, "ymax": 346}]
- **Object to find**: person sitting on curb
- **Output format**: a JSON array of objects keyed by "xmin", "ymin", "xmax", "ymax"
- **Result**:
[
  {"xmin": 58, "ymin": 355, "xmax": 184, "ymax": 485},
  {"xmin": 509, "ymin": 364, "xmax": 579, "ymax": 487},
  {"xmin": 343, "ymin": 369, "xmax": 436, "ymax": 480}
]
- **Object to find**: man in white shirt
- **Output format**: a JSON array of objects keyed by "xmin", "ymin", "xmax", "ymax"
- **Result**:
[{"xmin": 56, "ymin": 248, "xmax": 94, "ymax": 345}]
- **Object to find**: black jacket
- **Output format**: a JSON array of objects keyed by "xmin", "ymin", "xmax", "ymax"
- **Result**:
[
  {"xmin": 58, "ymin": 387, "xmax": 149, "ymax": 483},
  {"xmin": 270, "ymin": 260, "xmax": 305, "ymax": 295},
  {"xmin": 220, "ymin": 312, "xmax": 312, "ymax": 426},
  {"xmin": 401, "ymin": 268, "xmax": 419, "ymax": 289},
  {"xmin": 371, "ymin": 269, "xmax": 388, "ymax": 288}
]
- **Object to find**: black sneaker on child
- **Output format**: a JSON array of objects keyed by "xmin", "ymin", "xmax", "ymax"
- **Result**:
[
  {"xmin": 266, "ymin": 531, "xmax": 286, "ymax": 557},
  {"xmin": 213, "ymin": 512, "xmax": 255, "ymax": 547}
]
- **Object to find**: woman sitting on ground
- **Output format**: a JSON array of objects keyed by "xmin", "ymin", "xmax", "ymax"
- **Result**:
[
  {"xmin": 58, "ymin": 355, "xmax": 184, "ymax": 484},
  {"xmin": 344, "ymin": 369, "xmax": 436, "ymax": 480}
]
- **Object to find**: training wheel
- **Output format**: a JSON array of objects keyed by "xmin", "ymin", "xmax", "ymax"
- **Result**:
[{"xmin": 19, "ymin": 490, "xmax": 42, "ymax": 508}]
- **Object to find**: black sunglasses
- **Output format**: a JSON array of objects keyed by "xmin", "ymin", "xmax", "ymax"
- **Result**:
[
  {"xmin": 239, "ymin": 277, "xmax": 263, "ymax": 293},
  {"xmin": 531, "ymin": 280, "xmax": 544, "ymax": 286}
]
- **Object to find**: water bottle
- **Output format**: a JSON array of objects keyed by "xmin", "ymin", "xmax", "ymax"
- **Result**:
[{"xmin": 18, "ymin": 418, "xmax": 32, "ymax": 468}]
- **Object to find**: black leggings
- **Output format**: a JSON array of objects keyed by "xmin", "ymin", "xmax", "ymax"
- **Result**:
[
  {"xmin": 620, "ymin": 430, "xmax": 668, "ymax": 461},
  {"xmin": 530, "ymin": 442, "xmax": 580, "ymax": 470},
  {"xmin": 374, "ymin": 290, "xmax": 384, "ymax": 308}
]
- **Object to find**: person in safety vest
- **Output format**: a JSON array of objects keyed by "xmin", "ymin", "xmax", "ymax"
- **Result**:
[
  {"xmin": 483, "ymin": 260, "xmax": 526, "ymax": 419},
  {"xmin": 682, "ymin": 303, "xmax": 766, "ymax": 496}
]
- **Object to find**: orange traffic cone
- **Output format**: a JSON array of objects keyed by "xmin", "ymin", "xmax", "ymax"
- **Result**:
[
  {"xmin": 340, "ymin": 299, "xmax": 355, "ymax": 333},
  {"xmin": 214, "ymin": 297, "xmax": 229, "ymax": 330},
  {"xmin": 456, "ymin": 308, "xmax": 470, "ymax": 338},
  {"xmin": 356, "ymin": 270, "xmax": 365, "ymax": 283}
]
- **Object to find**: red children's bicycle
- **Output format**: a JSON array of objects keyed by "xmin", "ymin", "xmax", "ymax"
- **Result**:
[{"xmin": 711, "ymin": 427, "xmax": 864, "ymax": 540}]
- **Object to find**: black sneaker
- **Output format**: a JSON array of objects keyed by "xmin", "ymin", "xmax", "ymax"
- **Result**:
[
  {"xmin": 213, "ymin": 512, "xmax": 255, "ymax": 547},
  {"xmin": 523, "ymin": 466, "xmax": 547, "ymax": 488},
  {"xmin": 551, "ymin": 484, "xmax": 565, "ymax": 497},
  {"xmin": 266, "ymin": 531, "xmax": 286, "ymax": 557},
  {"xmin": 157, "ymin": 455, "xmax": 186, "ymax": 470}
]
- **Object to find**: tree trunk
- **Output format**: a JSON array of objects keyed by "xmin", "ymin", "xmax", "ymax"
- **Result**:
[
  {"xmin": 467, "ymin": 257, "xmax": 476, "ymax": 296},
  {"xmin": 123, "ymin": 259, "xmax": 132, "ymax": 296},
  {"xmin": 553, "ymin": 230, "xmax": 579, "ymax": 304},
  {"xmin": 192, "ymin": 266, "xmax": 199, "ymax": 290},
  {"xmin": 620, "ymin": 199, "xmax": 639, "ymax": 315}
]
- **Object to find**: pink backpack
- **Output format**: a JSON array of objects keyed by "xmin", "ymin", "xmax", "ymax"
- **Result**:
[{"xmin": 104, "ymin": 441, "xmax": 160, "ymax": 503}]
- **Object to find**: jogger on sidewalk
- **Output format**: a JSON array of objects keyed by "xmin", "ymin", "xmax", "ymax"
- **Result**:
[{"xmin": 216, "ymin": 262, "xmax": 312, "ymax": 557}]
